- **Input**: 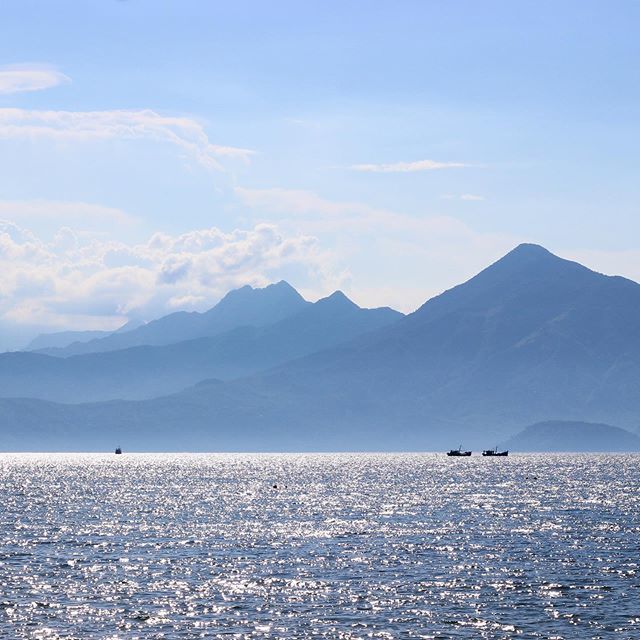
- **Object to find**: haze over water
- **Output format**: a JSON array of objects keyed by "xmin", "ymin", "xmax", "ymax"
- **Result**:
[{"xmin": 1, "ymin": 453, "xmax": 638, "ymax": 639}]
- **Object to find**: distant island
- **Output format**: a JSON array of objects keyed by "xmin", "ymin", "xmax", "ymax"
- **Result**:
[{"xmin": 2, "ymin": 243, "xmax": 640, "ymax": 452}]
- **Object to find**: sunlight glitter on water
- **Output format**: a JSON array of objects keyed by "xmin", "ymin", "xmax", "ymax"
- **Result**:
[{"xmin": 0, "ymin": 453, "xmax": 638, "ymax": 638}]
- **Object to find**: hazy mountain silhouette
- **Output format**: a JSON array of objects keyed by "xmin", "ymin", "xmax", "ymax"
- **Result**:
[
  {"xmin": 504, "ymin": 420, "xmax": 640, "ymax": 452},
  {"xmin": 4, "ymin": 244, "xmax": 640, "ymax": 450},
  {"xmin": 27, "ymin": 330, "xmax": 113, "ymax": 351},
  {"xmin": 26, "ymin": 319, "xmax": 142, "ymax": 352},
  {"xmin": 207, "ymin": 242, "xmax": 640, "ymax": 446},
  {"xmin": 0, "ymin": 290, "xmax": 402, "ymax": 402},
  {"xmin": 38, "ymin": 281, "xmax": 309, "ymax": 356}
]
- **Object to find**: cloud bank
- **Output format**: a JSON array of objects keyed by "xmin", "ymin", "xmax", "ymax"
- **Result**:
[{"xmin": 0, "ymin": 220, "xmax": 323, "ymax": 333}]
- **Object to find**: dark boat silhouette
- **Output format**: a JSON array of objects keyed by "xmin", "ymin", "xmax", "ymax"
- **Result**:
[
  {"xmin": 482, "ymin": 447, "xmax": 508, "ymax": 457},
  {"xmin": 115, "ymin": 446, "xmax": 122, "ymax": 455},
  {"xmin": 447, "ymin": 445, "xmax": 471, "ymax": 456}
]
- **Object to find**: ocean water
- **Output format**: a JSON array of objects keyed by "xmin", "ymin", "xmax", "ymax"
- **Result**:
[{"xmin": 0, "ymin": 453, "xmax": 638, "ymax": 639}]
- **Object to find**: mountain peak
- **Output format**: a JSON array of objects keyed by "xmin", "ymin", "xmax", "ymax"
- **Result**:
[
  {"xmin": 316, "ymin": 290, "xmax": 359, "ymax": 309},
  {"xmin": 493, "ymin": 243, "xmax": 559, "ymax": 268},
  {"xmin": 477, "ymin": 242, "xmax": 591, "ymax": 283},
  {"xmin": 410, "ymin": 242, "xmax": 602, "ymax": 324},
  {"xmin": 215, "ymin": 281, "xmax": 306, "ymax": 308},
  {"xmin": 265, "ymin": 280, "xmax": 306, "ymax": 299},
  {"xmin": 508, "ymin": 243, "xmax": 553, "ymax": 257},
  {"xmin": 270, "ymin": 280, "xmax": 296, "ymax": 291}
]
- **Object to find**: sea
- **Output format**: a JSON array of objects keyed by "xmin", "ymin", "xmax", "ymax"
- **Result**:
[{"xmin": 0, "ymin": 453, "xmax": 638, "ymax": 639}]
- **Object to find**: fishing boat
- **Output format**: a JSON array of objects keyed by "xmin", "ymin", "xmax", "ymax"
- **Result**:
[
  {"xmin": 115, "ymin": 446, "xmax": 122, "ymax": 455},
  {"xmin": 482, "ymin": 447, "xmax": 508, "ymax": 457},
  {"xmin": 447, "ymin": 445, "xmax": 471, "ymax": 456}
]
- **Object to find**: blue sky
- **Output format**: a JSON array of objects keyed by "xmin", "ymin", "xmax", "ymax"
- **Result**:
[{"xmin": 1, "ymin": 1, "xmax": 639, "ymax": 347}]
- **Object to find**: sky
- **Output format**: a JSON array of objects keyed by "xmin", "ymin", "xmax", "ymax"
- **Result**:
[{"xmin": 1, "ymin": 0, "xmax": 640, "ymax": 348}]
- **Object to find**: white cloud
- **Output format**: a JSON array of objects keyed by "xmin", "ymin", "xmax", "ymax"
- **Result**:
[
  {"xmin": 0, "ymin": 64, "xmax": 70, "ymax": 95},
  {"xmin": 0, "ymin": 108, "xmax": 255, "ymax": 170},
  {"xmin": 0, "ymin": 220, "xmax": 329, "ymax": 334},
  {"xmin": 349, "ymin": 159, "xmax": 470, "ymax": 173}
]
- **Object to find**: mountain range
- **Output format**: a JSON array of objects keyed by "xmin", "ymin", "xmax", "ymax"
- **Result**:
[
  {"xmin": 25, "ymin": 318, "xmax": 144, "ymax": 352},
  {"xmin": 2, "ymin": 243, "xmax": 640, "ymax": 451},
  {"xmin": 33, "ymin": 281, "xmax": 311, "ymax": 356},
  {"xmin": 0, "ymin": 288, "xmax": 401, "ymax": 402}
]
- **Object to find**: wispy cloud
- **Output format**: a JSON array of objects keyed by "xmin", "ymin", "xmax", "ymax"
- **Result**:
[
  {"xmin": 442, "ymin": 194, "xmax": 485, "ymax": 201},
  {"xmin": 0, "ymin": 64, "xmax": 71, "ymax": 95},
  {"xmin": 235, "ymin": 187, "xmax": 377, "ymax": 218},
  {"xmin": 349, "ymin": 159, "xmax": 470, "ymax": 173},
  {"xmin": 235, "ymin": 186, "xmax": 473, "ymax": 234},
  {"xmin": 0, "ymin": 108, "xmax": 255, "ymax": 170}
]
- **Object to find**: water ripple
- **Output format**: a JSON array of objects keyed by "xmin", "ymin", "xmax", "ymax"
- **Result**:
[{"xmin": 0, "ymin": 453, "xmax": 638, "ymax": 638}]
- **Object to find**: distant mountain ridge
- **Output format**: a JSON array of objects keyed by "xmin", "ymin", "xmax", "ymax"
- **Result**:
[
  {"xmin": 3, "ymin": 244, "xmax": 640, "ymax": 451},
  {"xmin": 38, "ymin": 281, "xmax": 309, "ymax": 356},
  {"xmin": 0, "ymin": 287, "xmax": 403, "ymax": 402},
  {"xmin": 26, "ymin": 319, "xmax": 143, "ymax": 352},
  {"xmin": 27, "ymin": 329, "xmax": 114, "ymax": 351}
]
